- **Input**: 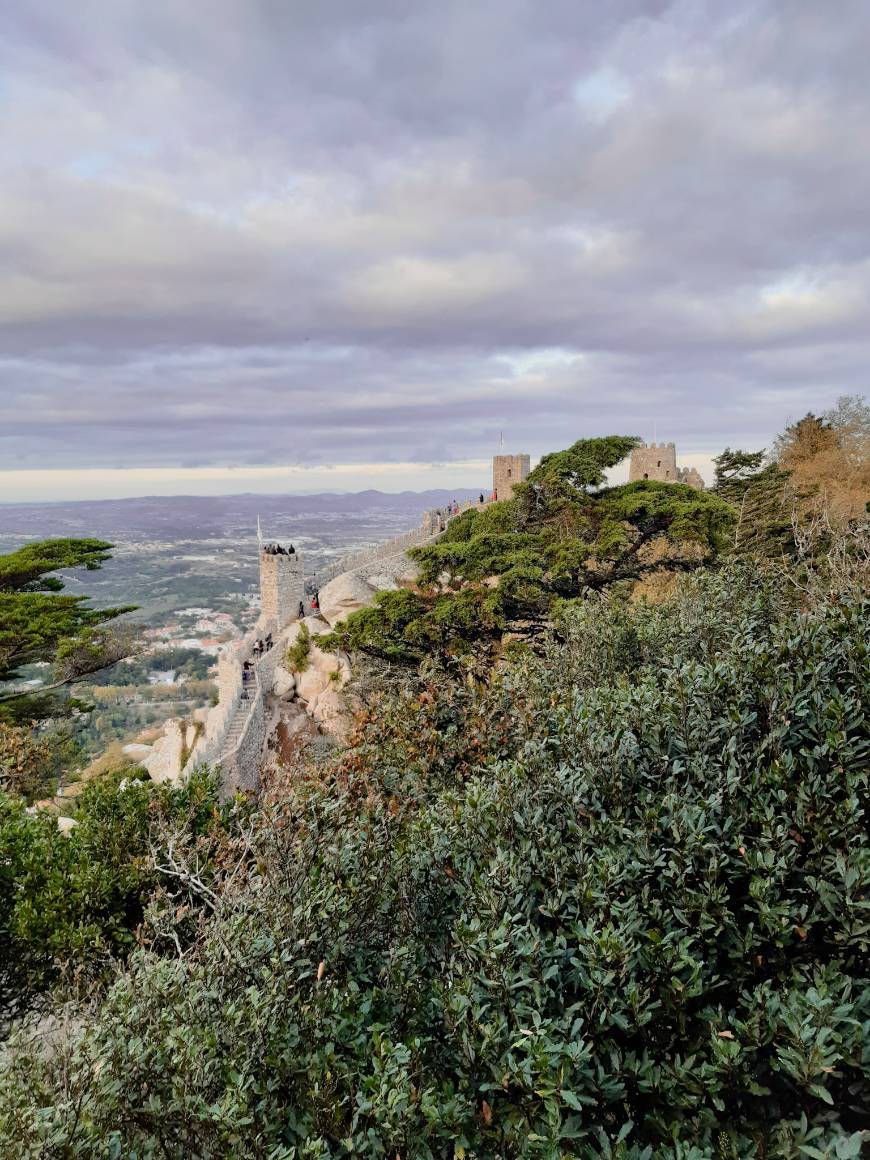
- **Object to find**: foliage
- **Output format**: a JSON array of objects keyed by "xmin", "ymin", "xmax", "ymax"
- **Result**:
[
  {"xmin": 287, "ymin": 622, "xmax": 313, "ymax": 672},
  {"xmin": 2, "ymin": 564, "xmax": 867, "ymax": 1156},
  {"xmin": 0, "ymin": 538, "xmax": 138, "ymax": 798},
  {"xmin": 0, "ymin": 538, "xmax": 134, "ymax": 684},
  {"xmin": 326, "ymin": 437, "xmax": 734, "ymax": 667},
  {"xmin": 0, "ymin": 722, "xmax": 78, "ymax": 802},
  {"xmin": 0, "ymin": 539, "xmax": 114, "ymax": 594},
  {"xmin": 772, "ymin": 396, "xmax": 870, "ymax": 525},
  {"xmin": 0, "ymin": 767, "xmax": 227, "ymax": 1025},
  {"xmin": 713, "ymin": 447, "xmax": 795, "ymax": 558}
]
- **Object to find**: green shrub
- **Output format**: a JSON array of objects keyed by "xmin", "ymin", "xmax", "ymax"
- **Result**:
[
  {"xmin": 287, "ymin": 622, "xmax": 312, "ymax": 672},
  {"xmin": 0, "ymin": 767, "xmax": 227, "ymax": 1025},
  {"xmin": 1, "ymin": 569, "xmax": 867, "ymax": 1157}
]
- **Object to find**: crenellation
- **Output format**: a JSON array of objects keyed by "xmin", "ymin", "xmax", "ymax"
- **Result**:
[{"xmin": 629, "ymin": 441, "xmax": 704, "ymax": 489}]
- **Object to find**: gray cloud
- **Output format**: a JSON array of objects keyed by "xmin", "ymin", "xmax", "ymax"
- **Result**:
[{"xmin": 1, "ymin": 0, "xmax": 869, "ymax": 479}]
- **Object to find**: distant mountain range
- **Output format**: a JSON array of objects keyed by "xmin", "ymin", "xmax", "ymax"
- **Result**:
[{"xmin": 0, "ymin": 489, "xmax": 481, "ymax": 543}]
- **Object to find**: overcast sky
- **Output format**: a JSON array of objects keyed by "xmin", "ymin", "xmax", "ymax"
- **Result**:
[{"xmin": 1, "ymin": 1, "xmax": 868, "ymax": 501}]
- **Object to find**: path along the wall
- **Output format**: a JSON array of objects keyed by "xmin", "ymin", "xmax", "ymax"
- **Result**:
[
  {"xmin": 310, "ymin": 500, "xmax": 488, "ymax": 589},
  {"xmin": 182, "ymin": 631, "xmax": 282, "ymax": 794}
]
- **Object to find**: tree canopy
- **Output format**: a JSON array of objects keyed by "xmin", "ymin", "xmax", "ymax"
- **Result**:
[
  {"xmin": 326, "ymin": 436, "xmax": 735, "ymax": 666},
  {"xmin": 0, "ymin": 539, "xmax": 132, "ymax": 682},
  {"xmin": 0, "ymin": 539, "xmax": 135, "ymax": 801}
]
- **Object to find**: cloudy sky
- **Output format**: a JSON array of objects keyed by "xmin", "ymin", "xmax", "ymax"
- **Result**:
[{"xmin": 1, "ymin": 1, "xmax": 868, "ymax": 501}]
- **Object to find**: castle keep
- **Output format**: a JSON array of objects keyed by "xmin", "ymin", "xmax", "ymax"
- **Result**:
[
  {"xmin": 259, "ymin": 546, "xmax": 304, "ymax": 631},
  {"xmin": 493, "ymin": 453, "xmax": 530, "ymax": 500},
  {"xmin": 629, "ymin": 442, "xmax": 705, "ymax": 489}
]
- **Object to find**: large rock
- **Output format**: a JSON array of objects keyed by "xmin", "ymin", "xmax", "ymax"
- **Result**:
[
  {"xmin": 296, "ymin": 642, "xmax": 351, "ymax": 704},
  {"xmin": 122, "ymin": 743, "xmax": 153, "ymax": 761},
  {"xmin": 318, "ymin": 572, "xmax": 376, "ymax": 626},
  {"xmin": 364, "ymin": 555, "xmax": 419, "ymax": 590},
  {"xmin": 272, "ymin": 666, "xmax": 296, "ymax": 698},
  {"xmin": 308, "ymin": 685, "xmax": 352, "ymax": 739}
]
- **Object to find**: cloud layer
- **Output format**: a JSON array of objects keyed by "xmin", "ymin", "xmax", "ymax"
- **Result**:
[{"xmin": 2, "ymin": 0, "xmax": 869, "ymax": 487}]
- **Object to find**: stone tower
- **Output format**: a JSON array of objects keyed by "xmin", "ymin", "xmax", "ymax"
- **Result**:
[
  {"xmin": 493, "ymin": 453, "xmax": 530, "ymax": 500},
  {"xmin": 259, "ymin": 545, "xmax": 304, "ymax": 631},
  {"xmin": 629, "ymin": 442, "xmax": 679, "ymax": 483},
  {"xmin": 629, "ymin": 442, "xmax": 705, "ymax": 489}
]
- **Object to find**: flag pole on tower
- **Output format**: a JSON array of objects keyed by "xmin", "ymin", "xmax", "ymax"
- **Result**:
[{"xmin": 257, "ymin": 515, "xmax": 263, "ymax": 549}]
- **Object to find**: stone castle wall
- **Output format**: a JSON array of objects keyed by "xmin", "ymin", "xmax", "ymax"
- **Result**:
[
  {"xmin": 312, "ymin": 512, "xmax": 447, "ymax": 588},
  {"xmin": 312, "ymin": 497, "xmax": 494, "ymax": 588},
  {"xmin": 678, "ymin": 466, "xmax": 706, "ymax": 489}
]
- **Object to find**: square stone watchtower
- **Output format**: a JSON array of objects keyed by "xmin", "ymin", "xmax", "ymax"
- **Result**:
[
  {"xmin": 493, "ymin": 453, "xmax": 530, "ymax": 501},
  {"xmin": 259, "ymin": 545, "xmax": 304, "ymax": 631},
  {"xmin": 629, "ymin": 442, "xmax": 678, "ymax": 483}
]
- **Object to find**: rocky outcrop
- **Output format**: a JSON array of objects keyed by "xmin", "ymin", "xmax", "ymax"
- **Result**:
[
  {"xmin": 295, "ymin": 642, "xmax": 351, "ymax": 703},
  {"xmin": 272, "ymin": 666, "xmax": 296, "ymax": 699},
  {"xmin": 143, "ymin": 718, "xmax": 184, "ymax": 784},
  {"xmin": 318, "ymin": 572, "xmax": 378, "ymax": 626},
  {"xmin": 307, "ymin": 685, "xmax": 351, "ymax": 739}
]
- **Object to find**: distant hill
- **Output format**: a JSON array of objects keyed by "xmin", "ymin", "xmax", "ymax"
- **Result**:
[{"xmin": 0, "ymin": 489, "xmax": 481, "ymax": 543}]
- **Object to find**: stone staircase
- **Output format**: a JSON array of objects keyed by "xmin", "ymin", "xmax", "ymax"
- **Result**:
[{"xmin": 220, "ymin": 672, "xmax": 259, "ymax": 767}]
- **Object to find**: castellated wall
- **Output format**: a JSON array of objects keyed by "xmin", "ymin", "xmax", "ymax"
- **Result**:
[
  {"xmin": 678, "ymin": 466, "xmax": 706, "ymax": 490},
  {"xmin": 629, "ymin": 442, "xmax": 679, "ymax": 483},
  {"xmin": 492, "ymin": 454, "xmax": 530, "ymax": 500},
  {"xmin": 312, "ymin": 498, "xmax": 495, "ymax": 588},
  {"xmin": 313, "ymin": 516, "xmax": 445, "ymax": 588}
]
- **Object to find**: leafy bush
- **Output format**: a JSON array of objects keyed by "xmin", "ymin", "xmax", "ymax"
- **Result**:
[
  {"xmin": 0, "ymin": 768, "xmax": 228, "ymax": 1025},
  {"xmin": 2, "ymin": 566, "xmax": 866, "ymax": 1156}
]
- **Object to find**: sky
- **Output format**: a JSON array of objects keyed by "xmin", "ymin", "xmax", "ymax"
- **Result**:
[{"xmin": 1, "ymin": 0, "xmax": 868, "ymax": 502}]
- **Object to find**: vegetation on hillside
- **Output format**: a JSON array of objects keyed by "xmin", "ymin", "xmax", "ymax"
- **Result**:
[
  {"xmin": 0, "ymin": 768, "xmax": 233, "ymax": 1029},
  {"xmin": 1, "ymin": 556, "xmax": 866, "ymax": 1156},
  {"xmin": 1, "ymin": 416, "xmax": 867, "ymax": 1155},
  {"xmin": 324, "ymin": 436, "xmax": 734, "ymax": 667}
]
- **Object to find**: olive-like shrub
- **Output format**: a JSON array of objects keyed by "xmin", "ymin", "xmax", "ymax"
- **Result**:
[{"xmin": 1, "ymin": 566, "xmax": 867, "ymax": 1158}]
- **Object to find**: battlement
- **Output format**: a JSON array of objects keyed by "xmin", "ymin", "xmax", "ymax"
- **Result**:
[{"xmin": 629, "ymin": 442, "xmax": 704, "ymax": 489}]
